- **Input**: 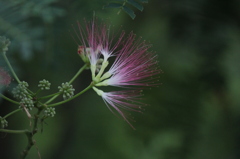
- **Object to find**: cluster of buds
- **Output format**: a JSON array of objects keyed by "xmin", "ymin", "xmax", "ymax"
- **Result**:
[
  {"xmin": 19, "ymin": 97, "xmax": 34, "ymax": 110},
  {"xmin": 44, "ymin": 107, "xmax": 56, "ymax": 117},
  {"xmin": 0, "ymin": 116, "xmax": 8, "ymax": 128},
  {"xmin": 38, "ymin": 79, "xmax": 51, "ymax": 90},
  {"xmin": 0, "ymin": 36, "xmax": 11, "ymax": 54},
  {"xmin": 12, "ymin": 81, "xmax": 35, "ymax": 110},
  {"xmin": 58, "ymin": 82, "xmax": 75, "ymax": 100},
  {"xmin": 12, "ymin": 81, "xmax": 29, "ymax": 99}
]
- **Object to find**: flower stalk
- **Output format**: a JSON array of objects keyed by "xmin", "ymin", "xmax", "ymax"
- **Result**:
[
  {"xmin": 47, "ymin": 83, "xmax": 93, "ymax": 107},
  {"xmin": 0, "ymin": 93, "xmax": 19, "ymax": 105},
  {"xmin": 2, "ymin": 53, "xmax": 21, "ymax": 84},
  {"xmin": 3, "ymin": 108, "xmax": 21, "ymax": 119},
  {"xmin": 0, "ymin": 129, "xmax": 28, "ymax": 134},
  {"xmin": 45, "ymin": 64, "xmax": 88, "ymax": 105}
]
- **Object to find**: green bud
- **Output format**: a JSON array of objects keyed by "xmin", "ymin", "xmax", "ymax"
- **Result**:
[
  {"xmin": 58, "ymin": 82, "xmax": 75, "ymax": 100},
  {"xmin": 38, "ymin": 79, "xmax": 51, "ymax": 90},
  {"xmin": 0, "ymin": 36, "xmax": 11, "ymax": 54},
  {"xmin": 44, "ymin": 107, "xmax": 56, "ymax": 117},
  {"xmin": 19, "ymin": 97, "xmax": 34, "ymax": 110},
  {"xmin": 12, "ymin": 81, "xmax": 29, "ymax": 100},
  {"xmin": 0, "ymin": 116, "xmax": 8, "ymax": 128}
]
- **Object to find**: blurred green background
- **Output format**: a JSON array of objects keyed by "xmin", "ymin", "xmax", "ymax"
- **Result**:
[{"xmin": 1, "ymin": 0, "xmax": 240, "ymax": 158}]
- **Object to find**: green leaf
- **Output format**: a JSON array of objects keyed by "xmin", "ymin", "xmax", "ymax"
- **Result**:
[
  {"xmin": 104, "ymin": 2, "xmax": 123, "ymax": 9},
  {"xmin": 123, "ymin": 6, "xmax": 136, "ymax": 19},
  {"xmin": 127, "ymin": 0, "xmax": 143, "ymax": 11},
  {"xmin": 138, "ymin": 0, "xmax": 148, "ymax": 3}
]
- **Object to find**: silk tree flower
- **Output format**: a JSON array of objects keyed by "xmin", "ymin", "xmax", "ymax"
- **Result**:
[
  {"xmin": 96, "ymin": 32, "xmax": 160, "ymax": 87},
  {"xmin": 0, "ymin": 67, "xmax": 11, "ymax": 89},
  {"xmin": 93, "ymin": 87, "xmax": 145, "ymax": 129},
  {"xmin": 73, "ymin": 19, "xmax": 160, "ymax": 128},
  {"xmin": 73, "ymin": 19, "xmax": 125, "ymax": 80}
]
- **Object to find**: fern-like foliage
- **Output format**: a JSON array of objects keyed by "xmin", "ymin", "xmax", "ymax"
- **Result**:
[
  {"xmin": 0, "ymin": 0, "xmax": 65, "ymax": 60},
  {"xmin": 104, "ymin": 0, "xmax": 148, "ymax": 19}
]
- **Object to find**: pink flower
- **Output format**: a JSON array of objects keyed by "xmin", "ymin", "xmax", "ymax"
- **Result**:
[
  {"xmin": 0, "ymin": 68, "xmax": 11, "ymax": 88},
  {"xmin": 74, "ymin": 19, "xmax": 161, "ymax": 128},
  {"xmin": 96, "ymin": 32, "xmax": 160, "ymax": 87},
  {"xmin": 73, "ymin": 19, "xmax": 125, "ymax": 79},
  {"xmin": 93, "ymin": 87, "xmax": 145, "ymax": 129}
]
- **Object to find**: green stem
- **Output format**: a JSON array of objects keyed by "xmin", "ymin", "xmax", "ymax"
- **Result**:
[
  {"xmin": 69, "ymin": 64, "xmax": 88, "ymax": 84},
  {"xmin": 27, "ymin": 88, "xmax": 34, "ymax": 95},
  {"xmin": 4, "ymin": 108, "xmax": 21, "ymax": 119},
  {"xmin": 32, "ymin": 109, "xmax": 42, "ymax": 132},
  {"xmin": 2, "ymin": 53, "xmax": 21, "ymax": 84},
  {"xmin": 44, "ymin": 64, "xmax": 87, "ymax": 105},
  {"xmin": 47, "ymin": 83, "xmax": 93, "ymax": 107},
  {"xmin": 0, "ymin": 93, "xmax": 19, "ymax": 105},
  {"xmin": 20, "ymin": 108, "xmax": 43, "ymax": 159},
  {"xmin": 39, "ymin": 92, "xmax": 61, "ymax": 100},
  {"xmin": 44, "ymin": 94, "xmax": 59, "ymax": 105},
  {"xmin": 35, "ymin": 89, "xmax": 41, "ymax": 95},
  {"xmin": 0, "ymin": 129, "xmax": 27, "ymax": 134}
]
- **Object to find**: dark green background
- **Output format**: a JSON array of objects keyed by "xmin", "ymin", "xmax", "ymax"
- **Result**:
[{"xmin": 1, "ymin": 0, "xmax": 240, "ymax": 158}]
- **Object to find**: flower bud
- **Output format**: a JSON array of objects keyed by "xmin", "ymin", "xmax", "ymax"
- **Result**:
[
  {"xmin": 19, "ymin": 97, "xmax": 34, "ymax": 110},
  {"xmin": 12, "ymin": 81, "xmax": 29, "ymax": 100},
  {"xmin": 0, "ymin": 36, "xmax": 11, "ymax": 54},
  {"xmin": 58, "ymin": 82, "xmax": 75, "ymax": 100},
  {"xmin": 44, "ymin": 107, "xmax": 56, "ymax": 117},
  {"xmin": 0, "ymin": 116, "xmax": 8, "ymax": 128},
  {"xmin": 38, "ymin": 79, "xmax": 51, "ymax": 90}
]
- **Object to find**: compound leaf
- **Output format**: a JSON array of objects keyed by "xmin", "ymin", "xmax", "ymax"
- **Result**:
[
  {"xmin": 127, "ymin": 0, "xmax": 143, "ymax": 11},
  {"xmin": 123, "ymin": 6, "xmax": 136, "ymax": 19},
  {"xmin": 104, "ymin": 2, "xmax": 123, "ymax": 9}
]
